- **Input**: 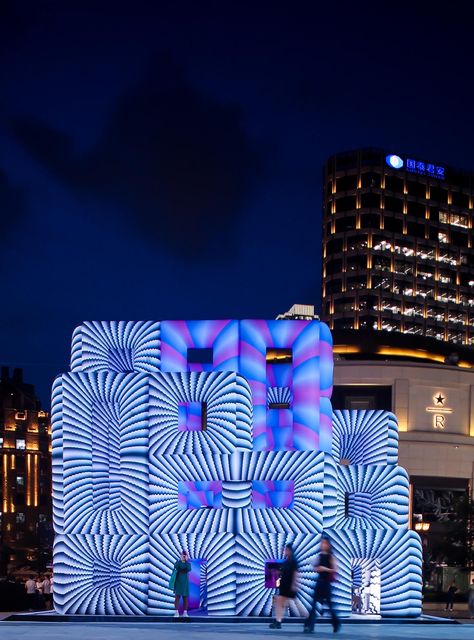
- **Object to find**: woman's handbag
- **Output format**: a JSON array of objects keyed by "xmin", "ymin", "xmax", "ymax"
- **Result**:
[{"xmin": 168, "ymin": 567, "xmax": 178, "ymax": 590}]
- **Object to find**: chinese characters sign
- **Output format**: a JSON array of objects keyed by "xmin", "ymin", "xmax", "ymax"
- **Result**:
[
  {"xmin": 406, "ymin": 158, "xmax": 445, "ymax": 180},
  {"xmin": 385, "ymin": 153, "xmax": 445, "ymax": 180}
]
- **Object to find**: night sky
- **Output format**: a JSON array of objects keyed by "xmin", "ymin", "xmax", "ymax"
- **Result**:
[{"xmin": 1, "ymin": 1, "xmax": 474, "ymax": 406}]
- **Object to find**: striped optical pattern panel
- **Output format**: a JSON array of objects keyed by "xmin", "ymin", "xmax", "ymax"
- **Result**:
[
  {"xmin": 327, "ymin": 528, "xmax": 422, "ymax": 618},
  {"xmin": 71, "ymin": 321, "xmax": 161, "ymax": 373},
  {"xmin": 334, "ymin": 464, "xmax": 410, "ymax": 530},
  {"xmin": 53, "ymin": 319, "xmax": 422, "ymax": 616},
  {"xmin": 332, "ymin": 410, "xmax": 399, "ymax": 465},
  {"xmin": 149, "ymin": 451, "xmax": 337, "ymax": 535}
]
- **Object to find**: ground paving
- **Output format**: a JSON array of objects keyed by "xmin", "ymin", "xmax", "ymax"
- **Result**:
[{"xmin": 0, "ymin": 621, "xmax": 472, "ymax": 640}]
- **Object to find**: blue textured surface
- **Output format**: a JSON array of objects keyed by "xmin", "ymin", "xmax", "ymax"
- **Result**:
[{"xmin": 53, "ymin": 320, "xmax": 421, "ymax": 616}]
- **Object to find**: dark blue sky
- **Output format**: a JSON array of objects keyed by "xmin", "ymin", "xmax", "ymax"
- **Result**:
[{"xmin": 1, "ymin": 1, "xmax": 473, "ymax": 406}]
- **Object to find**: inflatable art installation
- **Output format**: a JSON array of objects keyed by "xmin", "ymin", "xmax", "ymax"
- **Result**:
[{"xmin": 52, "ymin": 319, "xmax": 422, "ymax": 616}]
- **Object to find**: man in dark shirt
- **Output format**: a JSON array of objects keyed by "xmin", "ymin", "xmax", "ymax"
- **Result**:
[{"xmin": 304, "ymin": 536, "xmax": 341, "ymax": 633}]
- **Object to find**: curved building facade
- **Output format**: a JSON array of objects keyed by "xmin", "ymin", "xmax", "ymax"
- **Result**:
[{"xmin": 322, "ymin": 148, "xmax": 474, "ymax": 346}]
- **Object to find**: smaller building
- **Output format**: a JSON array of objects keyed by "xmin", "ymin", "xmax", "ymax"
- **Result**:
[
  {"xmin": 0, "ymin": 367, "xmax": 52, "ymax": 576},
  {"xmin": 276, "ymin": 304, "xmax": 319, "ymax": 320}
]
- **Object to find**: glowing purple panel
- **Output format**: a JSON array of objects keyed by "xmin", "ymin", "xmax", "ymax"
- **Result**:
[
  {"xmin": 266, "ymin": 409, "xmax": 293, "ymax": 450},
  {"xmin": 178, "ymin": 402, "xmax": 204, "ymax": 431},
  {"xmin": 161, "ymin": 320, "xmax": 239, "ymax": 373},
  {"xmin": 264, "ymin": 560, "xmax": 283, "ymax": 588},
  {"xmin": 252, "ymin": 481, "xmax": 294, "ymax": 509},
  {"xmin": 240, "ymin": 320, "xmax": 332, "ymax": 451},
  {"xmin": 178, "ymin": 481, "xmax": 223, "ymax": 510},
  {"xmin": 188, "ymin": 559, "xmax": 207, "ymax": 611}
]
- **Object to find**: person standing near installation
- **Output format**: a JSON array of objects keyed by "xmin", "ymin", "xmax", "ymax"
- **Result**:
[
  {"xmin": 304, "ymin": 535, "xmax": 341, "ymax": 633},
  {"xmin": 269, "ymin": 543, "xmax": 299, "ymax": 629},
  {"xmin": 170, "ymin": 550, "xmax": 191, "ymax": 618}
]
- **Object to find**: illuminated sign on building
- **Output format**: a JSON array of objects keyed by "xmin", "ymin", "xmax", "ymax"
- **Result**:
[
  {"xmin": 425, "ymin": 392, "xmax": 453, "ymax": 430},
  {"xmin": 386, "ymin": 154, "xmax": 404, "ymax": 169},
  {"xmin": 386, "ymin": 154, "xmax": 445, "ymax": 180}
]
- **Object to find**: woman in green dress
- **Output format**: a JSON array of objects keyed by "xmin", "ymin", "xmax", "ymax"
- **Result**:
[{"xmin": 173, "ymin": 550, "xmax": 191, "ymax": 617}]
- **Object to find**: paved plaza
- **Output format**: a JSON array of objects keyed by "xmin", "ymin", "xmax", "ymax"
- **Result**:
[{"xmin": 0, "ymin": 621, "xmax": 472, "ymax": 640}]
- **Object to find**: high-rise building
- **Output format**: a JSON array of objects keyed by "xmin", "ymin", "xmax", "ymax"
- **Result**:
[
  {"xmin": 322, "ymin": 148, "xmax": 474, "ymax": 346},
  {"xmin": 0, "ymin": 367, "xmax": 52, "ymax": 575},
  {"xmin": 319, "ymin": 149, "xmax": 474, "ymax": 585}
]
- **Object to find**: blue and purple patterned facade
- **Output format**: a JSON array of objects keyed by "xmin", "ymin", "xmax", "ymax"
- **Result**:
[{"xmin": 52, "ymin": 319, "xmax": 422, "ymax": 616}]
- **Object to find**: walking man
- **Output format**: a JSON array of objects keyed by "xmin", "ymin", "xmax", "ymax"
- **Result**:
[{"xmin": 304, "ymin": 535, "xmax": 341, "ymax": 634}]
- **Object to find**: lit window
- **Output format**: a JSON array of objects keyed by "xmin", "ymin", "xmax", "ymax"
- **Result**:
[
  {"xmin": 15, "ymin": 439, "xmax": 26, "ymax": 450},
  {"xmin": 373, "ymin": 240, "xmax": 392, "ymax": 252},
  {"xmin": 16, "ymin": 476, "xmax": 25, "ymax": 487},
  {"xmin": 438, "ymin": 232, "xmax": 449, "ymax": 244},
  {"xmin": 437, "ymin": 252, "xmax": 457, "ymax": 266},
  {"xmin": 437, "ymin": 292, "xmax": 456, "ymax": 304},
  {"xmin": 439, "ymin": 275, "xmax": 452, "ymax": 284},
  {"xmin": 416, "ymin": 247, "xmax": 434, "ymax": 261},
  {"xmin": 439, "ymin": 211, "xmax": 468, "ymax": 228},
  {"xmin": 418, "ymin": 269, "xmax": 434, "ymax": 280},
  {"xmin": 405, "ymin": 325, "xmax": 423, "ymax": 335}
]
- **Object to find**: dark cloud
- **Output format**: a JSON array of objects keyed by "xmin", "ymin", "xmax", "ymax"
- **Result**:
[
  {"xmin": 0, "ymin": 168, "xmax": 26, "ymax": 238},
  {"xmin": 10, "ymin": 55, "xmax": 259, "ymax": 259}
]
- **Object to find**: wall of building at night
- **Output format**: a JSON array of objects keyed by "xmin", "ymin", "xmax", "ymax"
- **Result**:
[
  {"xmin": 333, "ymin": 360, "xmax": 474, "ymax": 489},
  {"xmin": 0, "ymin": 367, "xmax": 52, "ymax": 575},
  {"xmin": 52, "ymin": 320, "xmax": 422, "ymax": 616},
  {"xmin": 322, "ymin": 148, "xmax": 474, "ymax": 346}
]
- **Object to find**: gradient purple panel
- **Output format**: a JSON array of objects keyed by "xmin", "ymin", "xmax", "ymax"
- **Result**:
[
  {"xmin": 319, "ymin": 397, "xmax": 333, "ymax": 452},
  {"xmin": 188, "ymin": 559, "xmax": 207, "ymax": 611},
  {"xmin": 240, "ymin": 320, "xmax": 332, "ymax": 452},
  {"xmin": 266, "ymin": 362, "xmax": 292, "ymax": 388},
  {"xmin": 266, "ymin": 409, "xmax": 293, "ymax": 450},
  {"xmin": 178, "ymin": 402, "xmax": 204, "ymax": 431},
  {"xmin": 319, "ymin": 322, "xmax": 334, "ymax": 396},
  {"xmin": 265, "ymin": 560, "xmax": 283, "ymax": 588},
  {"xmin": 178, "ymin": 481, "xmax": 223, "ymax": 509},
  {"xmin": 161, "ymin": 320, "xmax": 239, "ymax": 373},
  {"xmin": 252, "ymin": 481, "xmax": 294, "ymax": 509}
]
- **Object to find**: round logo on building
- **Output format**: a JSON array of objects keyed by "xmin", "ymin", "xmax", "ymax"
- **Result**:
[{"xmin": 386, "ymin": 154, "xmax": 404, "ymax": 169}]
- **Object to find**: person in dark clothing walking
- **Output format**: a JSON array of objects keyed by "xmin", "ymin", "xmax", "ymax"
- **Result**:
[
  {"xmin": 269, "ymin": 543, "xmax": 299, "ymax": 629},
  {"xmin": 445, "ymin": 580, "xmax": 457, "ymax": 612},
  {"xmin": 304, "ymin": 536, "xmax": 341, "ymax": 634}
]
